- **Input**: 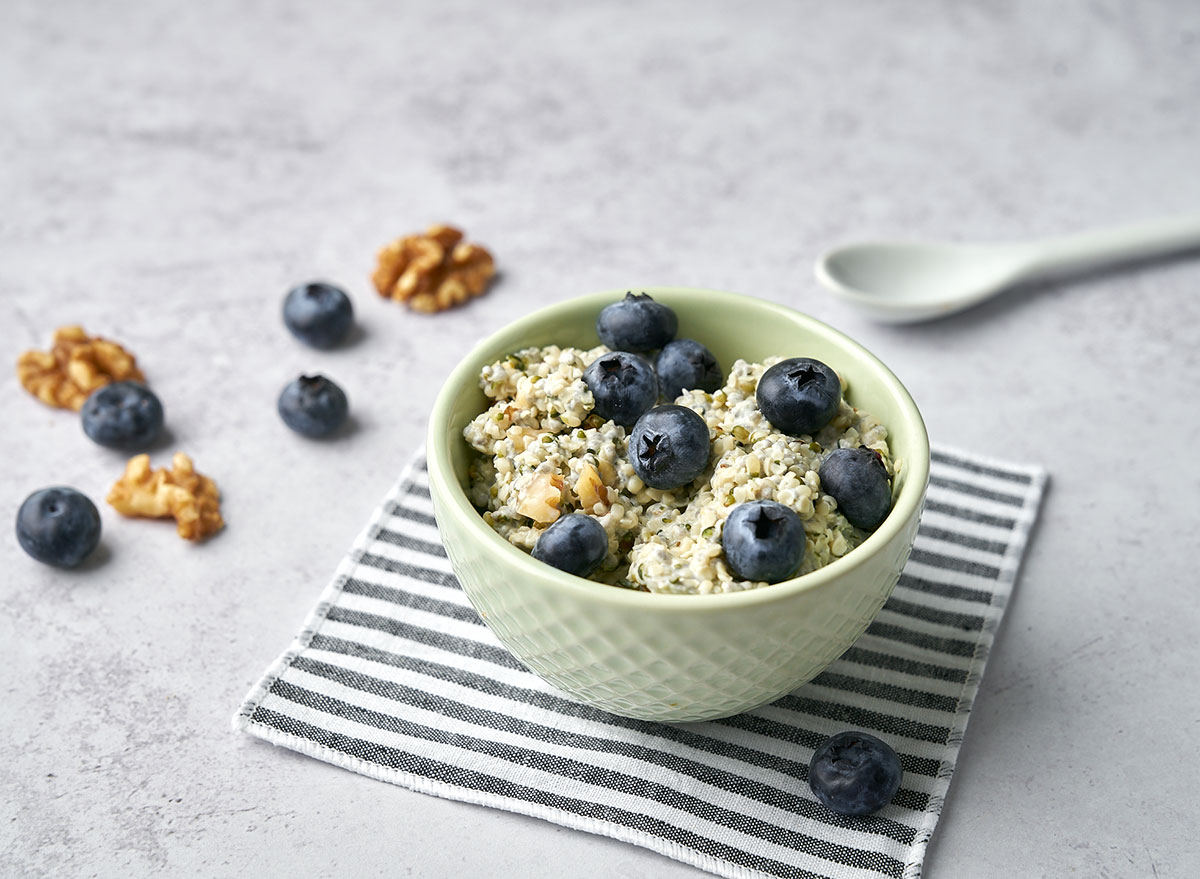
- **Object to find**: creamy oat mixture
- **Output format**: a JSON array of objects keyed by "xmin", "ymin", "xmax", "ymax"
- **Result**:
[{"xmin": 463, "ymin": 345, "xmax": 898, "ymax": 594}]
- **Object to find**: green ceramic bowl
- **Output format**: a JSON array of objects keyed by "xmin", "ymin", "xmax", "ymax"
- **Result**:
[{"xmin": 426, "ymin": 288, "xmax": 929, "ymax": 722}]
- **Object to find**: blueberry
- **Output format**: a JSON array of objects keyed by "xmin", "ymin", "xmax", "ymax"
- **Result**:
[
  {"xmin": 819, "ymin": 447, "xmax": 892, "ymax": 530},
  {"xmin": 722, "ymin": 500, "xmax": 805, "ymax": 583},
  {"xmin": 629, "ymin": 405, "xmax": 710, "ymax": 490},
  {"xmin": 278, "ymin": 374, "xmax": 349, "ymax": 438},
  {"xmin": 755, "ymin": 357, "xmax": 841, "ymax": 437},
  {"xmin": 531, "ymin": 513, "xmax": 608, "ymax": 578},
  {"xmin": 16, "ymin": 487, "xmax": 102, "ymax": 568},
  {"xmin": 80, "ymin": 382, "xmax": 165, "ymax": 450},
  {"xmin": 583, "ymin": 352, "xmax": 658, "ymax": 427},
  {"xmin": 596, "ymin": 292, "xmax": 678, "ymax": 353},
  {"xmin": 808, "ymin": 731, "xmax": 903, "ymax": 816},
  {"xmin": 283, "ymin": 281, "xmax": 354, "ymax": 349},
  {"xmin": 655, "ymin": 339, "xmax": 723, "ymax": 401}
]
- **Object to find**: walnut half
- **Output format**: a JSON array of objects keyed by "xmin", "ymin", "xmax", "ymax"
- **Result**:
[
  {"xmin": 107, "ymin": 452, "xmax": 224, "ymax": 541},
  {"xmin": 17, "ymin": 326, "xmax": 145, "ymax": 411},
  {"xmin": 371, "ymin": 224, "xmax": 496, "ymax": 313}
]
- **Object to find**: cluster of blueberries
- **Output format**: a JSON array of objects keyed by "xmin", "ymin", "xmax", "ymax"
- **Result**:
[
  {"xmin": 529, "ymin": 293, "xmax": 893, "ymax": 587},
  {"xmin": 15, "ymin": 282, "xmax": 358, "ymax": 570}
]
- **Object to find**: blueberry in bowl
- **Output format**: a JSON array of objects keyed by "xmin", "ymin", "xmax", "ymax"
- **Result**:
[
  {"xmin": 16, "ymin": 486, "xmax": 102, "ymax": 568},
  {"xmin": 655, "ymin": 338, "xmax": 722, "ymax": 401},
  {"xmin": 283, "ymin": 281, "xmax": 355, "ymax": 349},
  {"xmin": 595, "ymin": 292, "xmax": 677, "ymax": 353},
  {"xmin": 80, "ymin": 381, "xmax": 165, "ymax": 450},
  {"xmin": 532, "ymin": 513, "xmax": 608, "ymax": 578},
  {"xmin": 629, "ymin": 404, "xmax": 711, "ymax": 490},
  {"xmin": 278, "ymin": 374, "xmax": 349, "ymax": 438},
  {"xmin": 756, "ymin": 357, "xmax": 841, "ymax": 437},
  {"xmin": 722, "ymin": 500, "xmax": 806, "ymax": 583},
  {"xmin": 819, "ymin": 447, "xmax": 892, "ymax": 530},
  {"xmin": 582, "ymin": 351, "xmax": 657, "ymax": 427}
]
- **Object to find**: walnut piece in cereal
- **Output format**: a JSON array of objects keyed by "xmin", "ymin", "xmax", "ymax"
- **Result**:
[
  {"xmin": 107, "ymin": 452, "xmax": 224, "ymax": 541},
  {"xmin": 575, "ymin": 461, "xmax": 610, "ymax": 514},
  {"xmin": 371, "ymin": 224, "xmax": 496, "ymax": 313},
  {"xmin": 17, "ymin": 326, "xmax": 145, "ymax": 411},
  {"xmin": 514, "ymin": 470, "xmax": 565, "ymax": 523}
]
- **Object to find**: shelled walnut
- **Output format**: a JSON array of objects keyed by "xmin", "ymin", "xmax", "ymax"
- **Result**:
[
  {"xmin": 371, "ymin": 224, "xmax": 496, "ymax": 313},
  {"xmin": 107, "ymin": 452, "xmax": 224, "ymax": 541},
  {"xmin": 17, "ymin": 326, "xmax": 145, "ymax": 410}
]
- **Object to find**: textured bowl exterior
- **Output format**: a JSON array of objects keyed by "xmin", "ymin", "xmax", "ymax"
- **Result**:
[{"xmin": 427, "ymin": 288, "xmax": 929, "ymax": 722}]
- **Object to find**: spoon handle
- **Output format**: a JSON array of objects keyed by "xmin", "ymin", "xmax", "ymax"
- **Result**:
[{"xmin": 1024, "ymin": 212, "xmax": 1200, "ymax": 277}]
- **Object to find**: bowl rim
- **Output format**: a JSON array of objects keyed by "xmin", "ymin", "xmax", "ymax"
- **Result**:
[{"xmin": 426, "ymin": 287, "xmax": 930, "ymax": 612}]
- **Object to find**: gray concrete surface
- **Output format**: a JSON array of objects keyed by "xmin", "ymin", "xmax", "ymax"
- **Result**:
[{"xmin": 3, "ymin": 1, "xmax": 1199, "ymax": 876}]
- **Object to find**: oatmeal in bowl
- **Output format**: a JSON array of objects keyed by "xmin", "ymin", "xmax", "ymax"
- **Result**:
[
  {"xmin": 462, "ymin": 334, "xmax": 900, "ymax": 594},
  {"xmin": 426, "ymin": 288, "xmax": 929, "ymax": 722}
]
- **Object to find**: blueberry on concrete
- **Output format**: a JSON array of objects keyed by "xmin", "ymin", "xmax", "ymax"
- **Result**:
[
  {"xmin": 278, "ymin": 374, "xmax": 349, "ymax": 438},
  {"xmin": 819, "ymin": 447, "xmax": 892, "ymax": 530},
  {"xmin": 629, "ymin": 405, "xmax": 710, "ymax": 490},
  {"xmin": 655, "ymin": 339, "xmax": 723, "ymax": 401},
  {"xmin": 755, "ymin": 357, "xmax": 841, "ymax": 437},
  {"xmin": 722, "ymin": 500, "xmax": 805, "ymax": 582},
  {"xmin": 583, "ymin": 351, "xmax": 658, "ymax": 427},
  {"xmin": 16, "ymin": 487, "xmax": 102, "ymax": 568},
  {"xmin": 808, "ymin": 731, "xmax": 903, "ymax": 816},
  {"xmin": 80, "ymin": 382, "xmax": 164, "ymax": 450},
  {"xmin": 283, "ymin": 281, "xmax": 354, "ymax": 349},
  {"xmin": 596, "ymin": 292, "xmax": 678, "ymax": 353},
  {"xmin": 532, "ymin": 513, "xmax": 608, "ymax": 578}
]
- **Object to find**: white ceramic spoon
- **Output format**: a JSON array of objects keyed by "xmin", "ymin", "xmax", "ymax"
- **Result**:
[{"xmin": 814, "ymin": 213, "xmax": 1200, "ymax": 323}]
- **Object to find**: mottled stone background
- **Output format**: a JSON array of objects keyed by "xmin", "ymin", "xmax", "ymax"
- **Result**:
[{"xmin": 2, "ymin": 1, "xmax": 1198, "ymax": 876}]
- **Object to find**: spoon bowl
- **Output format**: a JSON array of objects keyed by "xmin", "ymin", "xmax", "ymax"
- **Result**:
[
  {"xmin": 816, "ymin": 241, "xmax": 1033, "ymax": 323},
  {"xmin": 815, "ymin": 213, "xmax": 1200, "ymax": 323}
]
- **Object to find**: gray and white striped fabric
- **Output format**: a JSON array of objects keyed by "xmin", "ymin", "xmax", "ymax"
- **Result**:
[{"xmin": 235, "ymin": 447, "xmax": 1046, "ymax": 879}]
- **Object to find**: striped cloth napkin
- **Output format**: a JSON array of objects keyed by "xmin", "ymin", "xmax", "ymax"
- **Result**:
[{"xmin": 235, "ymin": 447, "xmax": 1045, "ymax": 879}]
